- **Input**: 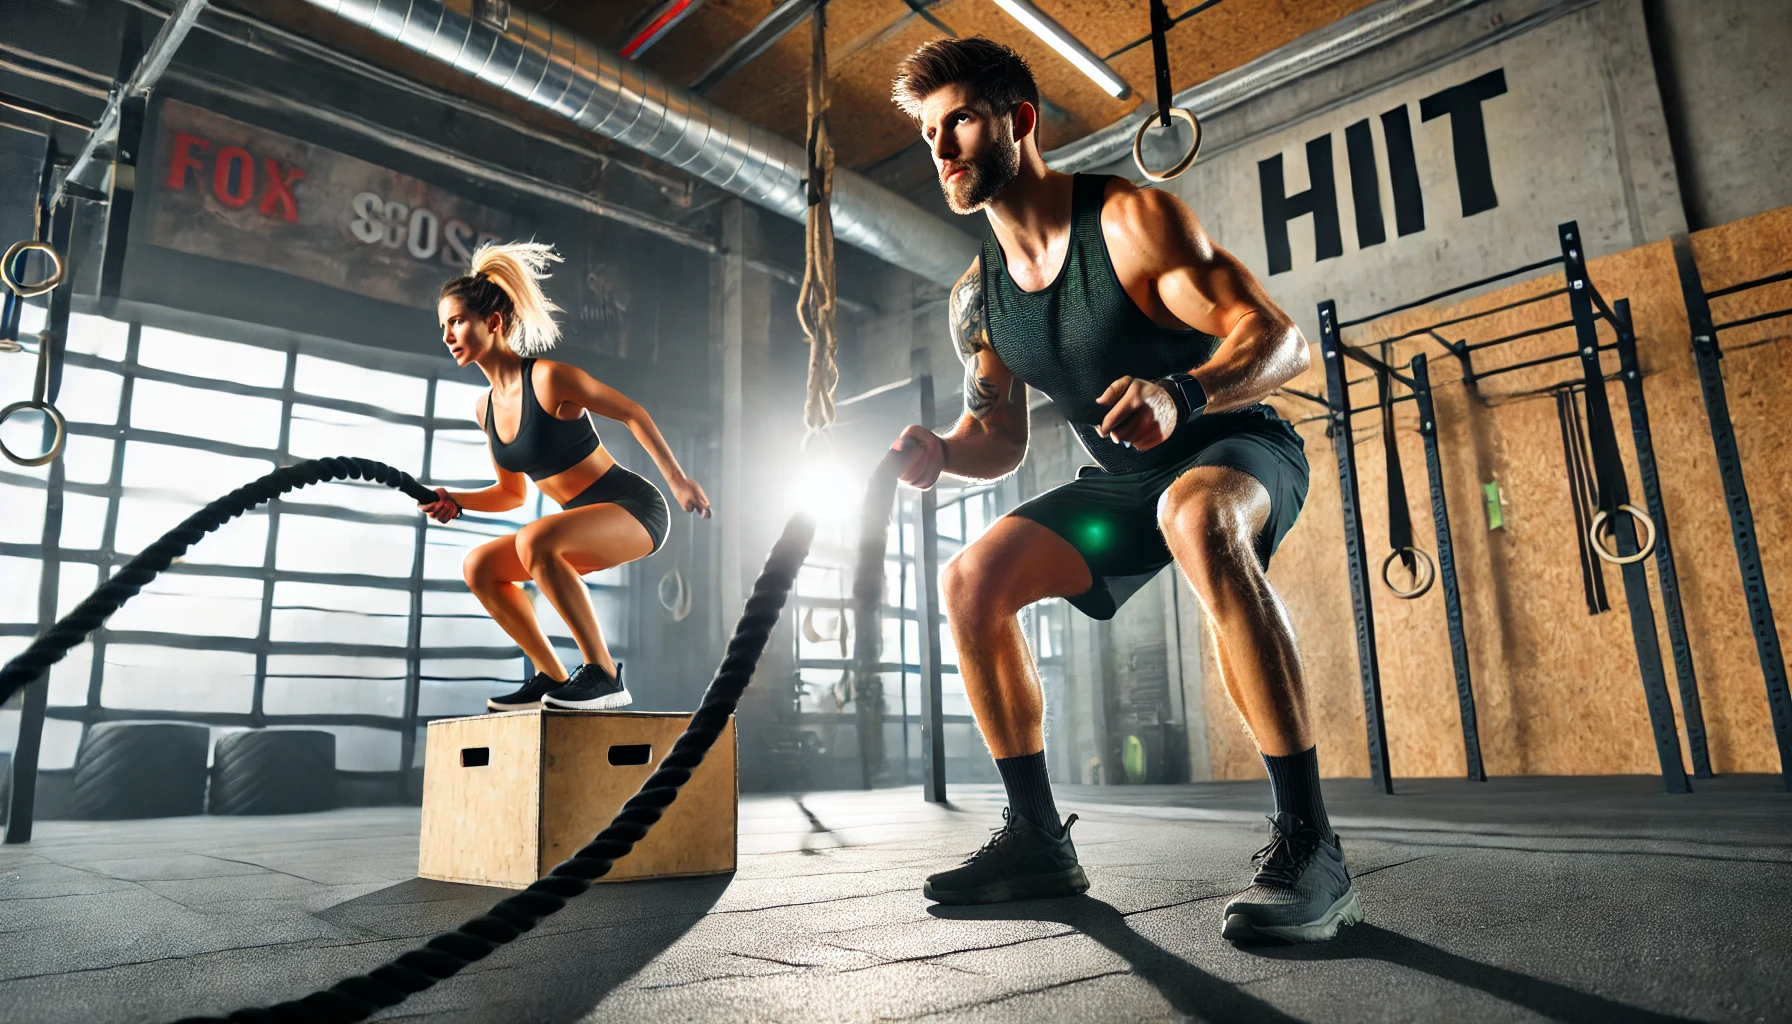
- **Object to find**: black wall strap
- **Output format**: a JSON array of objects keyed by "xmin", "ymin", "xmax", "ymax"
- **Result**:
[
  {"xmin": 1377, "ymin": 367, "xmax": 1414, "ymax": 573},
  {"xmin": 1554, "ymin": 388, "xmax": 1608, "ymax": 616}
]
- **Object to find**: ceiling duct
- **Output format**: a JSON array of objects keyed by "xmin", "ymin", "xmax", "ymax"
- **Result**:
[{"xmin": 297, "ymin": 0, "xmax": 977, "ymax": 287}]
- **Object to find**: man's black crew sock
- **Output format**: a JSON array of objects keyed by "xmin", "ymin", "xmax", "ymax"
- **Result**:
[
  {"xmin": 1261, "ymin": 746, "xmax": 1333, "ymax": 839},
  {"xmin": 995, "ymin": 751, "xmax": 1062, "ymax": 837}
]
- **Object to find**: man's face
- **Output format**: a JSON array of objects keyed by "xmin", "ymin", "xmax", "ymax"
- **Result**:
[{"xmin": 918, "ymin": 83, "xmax": 1021, "ymax": 215}]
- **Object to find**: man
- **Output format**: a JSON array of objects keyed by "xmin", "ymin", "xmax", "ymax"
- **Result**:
[{"xmin": 889, "ymin": 37, "xmax": 1359, "ymax": 944}]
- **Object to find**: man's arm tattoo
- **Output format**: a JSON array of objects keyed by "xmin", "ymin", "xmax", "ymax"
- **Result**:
[{"xmin": 950, "ymin": 261, "xmax": 1000, "ymax": 420}]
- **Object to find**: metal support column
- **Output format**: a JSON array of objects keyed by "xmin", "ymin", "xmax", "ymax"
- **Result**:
[
  {"xmin": 1561, "ymin": 223, "xmax": 1688, "ymax": 793},
  {"xmin": 913, "ymin": 372, "xmax": 947, "ymax": 803},
  {"xmin": 1318, "ymin": 300, "xmax": 1392, "ymax": 794},
  {"xmin": 399, "ymin": 378, "xmax": 438, "ymax": 801},
  {"xmin": 1611, "ymin": 299, "xmax": 1711, "ymax": 777},
  {"xmin": 1409, "ymin": 354, "xmax": 1484, "ymax": 781},
  {"xmin": 1673, "ymin": 237, "xmax": 1790, "ymax": 788}
]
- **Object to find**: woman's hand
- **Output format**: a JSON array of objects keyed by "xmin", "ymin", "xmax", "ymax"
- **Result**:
[
  {"xmin": 420, "ymin": 487, "xmax": 463, "ymax": 523},
  {"xmin": 670, "ymin": 476, "xmax": 712, "ymax": 519}
]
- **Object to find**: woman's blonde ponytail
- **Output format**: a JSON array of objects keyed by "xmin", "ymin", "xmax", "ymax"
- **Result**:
[{"xmin": 467, "ymin": 241, "xmax": 564, "ymax": 356}]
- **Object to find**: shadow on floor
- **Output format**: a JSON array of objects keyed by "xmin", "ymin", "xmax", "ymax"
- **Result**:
[
  {"xmin": 1248, "ymin": 923, "xmax": 1700, "ymax": 1023},
  {"xmin": 929, "ymin": 895, "xmax": 1303, "ymax": 1023},
  {"xmin": 310, "ymin": 873, "xmax": 733, "ymax": 1022}
]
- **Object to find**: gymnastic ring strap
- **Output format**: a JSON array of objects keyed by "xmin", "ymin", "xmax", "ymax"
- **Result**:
[
  {"xmin": 155, "ymin": 478, "xmax": 823, "ymax": 1023},
  {"xmin": 1132, "ymin": 107, "xmax": 1202, "ymax": 182},
  {"xmin": 1380, "ymin": 546, "xmax": 1436, "ymax": 600},
  {"xmin": 0, "ymin": 399, "xmax": 65, "ymax": 467},
  {"xmin": 0, "ymin": 240, "xmax": 64, "ymax": 299},
  {"xmin": 1588, "ymin": 503, "xmax": 1656, "ymax": 565}
]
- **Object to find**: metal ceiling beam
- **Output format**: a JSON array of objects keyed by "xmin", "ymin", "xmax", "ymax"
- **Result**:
[
  {"xmin": 689, "ymin": 0, "xmax": 821, "ymax": 95},
  {"xmin": 57, "ymin": 0, "xmax": 209, "ymax": 203}
]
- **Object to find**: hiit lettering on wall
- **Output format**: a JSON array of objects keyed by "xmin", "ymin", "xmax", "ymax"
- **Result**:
[
  {"xmin": 1258, "ymin": 69, "xmax": 1508, "ymax": 275},
  {"xmin": 146, "ymin": 99, "xmax": 516, "ymax": 308}
]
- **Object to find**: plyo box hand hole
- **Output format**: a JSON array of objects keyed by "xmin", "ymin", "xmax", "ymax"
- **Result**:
[
  {"xmin": 419, "ymin": 709, "xmax": 737, "ymax": 888},
  {"xmin": 608, "ymin": 743, "xmax": 651, "ymax": 766}
]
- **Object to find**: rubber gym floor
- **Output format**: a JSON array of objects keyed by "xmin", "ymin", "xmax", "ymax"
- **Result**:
[{"xmin": 2, "ymin": 776, "xmax": 1786, "ymax": 1023}]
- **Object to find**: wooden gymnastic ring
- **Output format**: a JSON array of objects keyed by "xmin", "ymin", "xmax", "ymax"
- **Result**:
[
  {"xmin": 1589, "ymin": 504, "xmax": 1656, "ymax": 565},
  {"xmin": 1132, "ymin": 107, "xmax": 1203, "ymax": 182},
  {"xmin": 1, "ymin": 241, "xmax": 65, "ymax": 299},
  {"xmin": 0, "ymin": 399, "xmax": 66, "ymax": 467},
  {"xmin": 1380, "ymin": 546, "xmax": 1436, "ymax": 599}
]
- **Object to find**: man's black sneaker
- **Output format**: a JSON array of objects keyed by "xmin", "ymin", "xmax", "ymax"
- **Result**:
[
  {"xmin": 923, "ymin": 808, "xmax": 1089, "ymax": 905},
  {"xmin": 542, "ymin": 662, "xmax": 632, "ymax": 711},
  {"xmin": 1221, "ymin": 812, "xmax": 1362, "ymax": 944},
  {"xmin": 487, "ymin": 671, "xmax": 560, "ymax": 712}
]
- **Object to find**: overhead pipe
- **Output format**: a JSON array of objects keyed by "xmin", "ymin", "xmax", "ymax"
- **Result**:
[{"xmin": 298, "ymin": 0, "xmax": 978, "ymax": 287}]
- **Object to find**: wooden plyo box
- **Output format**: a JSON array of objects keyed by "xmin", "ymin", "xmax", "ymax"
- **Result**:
[{"xmin": 418, "ymin": 709, "xmax": 737, "ymax": 889}]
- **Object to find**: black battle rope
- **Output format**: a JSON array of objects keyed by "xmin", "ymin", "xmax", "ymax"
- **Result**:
[
  {"xmin": 0, "ymin": 457, "xmax": 438, "ymax": 704},
  {"xmin": 848, "ymin": 443, "xmax": 917, "ymax": 780}
]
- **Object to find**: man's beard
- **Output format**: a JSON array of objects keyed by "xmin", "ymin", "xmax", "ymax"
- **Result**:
[{"xmin": 940, "ymin": 134, "xmax": 1020, "ymax": 215}]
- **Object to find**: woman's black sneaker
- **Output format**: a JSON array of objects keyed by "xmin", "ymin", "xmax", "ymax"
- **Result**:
[
  {"xmin": 487, "ymin": 671, "xmax": 561, "ymax": 712},
  {"xmin": 923, "ymin": 809, "xmax": 1089, "ymax": 905},
  {"xmin": 542, "ymin": 662, "xmax": 632, "ymax": 710}
]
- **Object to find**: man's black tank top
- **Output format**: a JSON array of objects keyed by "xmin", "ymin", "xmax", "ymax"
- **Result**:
[
  {"xmin": 980, "ymin": 173, "xmax": 1279, "ymax": 475},
  {"xmin": 484, "ymin": 358, "xmax": 602, "ymax": 481}
]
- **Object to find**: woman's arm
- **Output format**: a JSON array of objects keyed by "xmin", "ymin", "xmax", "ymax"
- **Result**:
[
  {"xmin": 419, "ymin": 395, "xmax": 529, "ymax": 522},
  {"xmin": 543, "ymin": 362, "xmax": 712, "ymax": 517}
]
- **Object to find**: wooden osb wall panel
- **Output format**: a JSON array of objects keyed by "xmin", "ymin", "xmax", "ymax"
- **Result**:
[{"xmin": 1206, "ymin": 206, "xmax": 1792, "ymax": 781}]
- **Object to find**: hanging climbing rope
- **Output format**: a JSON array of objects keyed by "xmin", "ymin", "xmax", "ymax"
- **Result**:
[
  {"xmin": 1131, "ymin": 0, "xmax": 1203, "ymax": 183},
  {"xmin": 798, "ymin": 0, "xmax": 840, "ymax": 438}
]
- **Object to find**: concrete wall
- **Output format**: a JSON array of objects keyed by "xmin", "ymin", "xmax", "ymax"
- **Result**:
[{"xmin": 1644, "ymin": 0, "xmax": 1792, "ymax": 231}]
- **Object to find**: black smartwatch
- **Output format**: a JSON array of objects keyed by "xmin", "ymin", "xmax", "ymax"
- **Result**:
[{"xmin": 1155, "ymin": 372, "xmax": 1208, "ymax": 428}]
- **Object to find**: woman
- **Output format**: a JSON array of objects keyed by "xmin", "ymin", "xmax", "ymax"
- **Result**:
[{"xmin": 419, "ymin": 242, "xmax": 710, "ymax": 712}]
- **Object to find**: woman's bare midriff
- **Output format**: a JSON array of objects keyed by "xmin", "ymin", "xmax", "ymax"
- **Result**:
[{"xmin": 535, "ymin": 445, "xmax": 617, "ymax": 508}]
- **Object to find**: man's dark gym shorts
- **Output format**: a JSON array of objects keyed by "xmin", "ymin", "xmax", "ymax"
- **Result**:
[{"xmin": 1008, "ymin": 412, "xmax": 1309, "ymax": 620}]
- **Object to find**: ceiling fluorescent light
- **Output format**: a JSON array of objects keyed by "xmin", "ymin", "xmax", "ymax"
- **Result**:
[{"xmin": 989, "ymin": 0, "xmax": 1131, "ymax": 99}]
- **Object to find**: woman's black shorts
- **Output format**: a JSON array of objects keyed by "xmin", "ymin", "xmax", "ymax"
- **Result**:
[
  {"xmin": 1007, "ymin": 415, "xmax": 1309, "ymax": 620},
  {"xmin": 562, "ymin": 464, "xmax": 671, "ymax": 553}
]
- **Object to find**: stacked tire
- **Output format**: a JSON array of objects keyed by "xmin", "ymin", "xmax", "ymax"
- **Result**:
[
  {"xmin": 70, "ymin": 723, "xmax": 209, "ymax": 819},
  {"xmin": 209, "ymin": 730, "xmax": 337, "ymax": 815}
]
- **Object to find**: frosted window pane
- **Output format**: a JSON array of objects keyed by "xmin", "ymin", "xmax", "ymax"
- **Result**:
[
  {"xmin": 435, "ymin": 378, "xmax": 486, "ymax": 418},
  {"xmin": 275, "ymin": 513, "xmax": 415, "ymax": 576},
  {"xmin": 270, "ymin": 581, "xmax": 409, "ymax": 647},
  {"xmin": 57, "ymin": 492, "xmax": 110, "ymax": 550},
  {"xmin": 106, "ymin": 572, "xmax": 263, "ymax": 637},
  {"xmin": 16, "ymin": 301, "xmax": 46, "ymax": 337},
  {"xmin": 0, "ymin": 556, "xmax": 40, "ymax": 622},
  {"xmin": 429, "ymin": 428, "xmax": 494, "ymax": 483},
  {"xmin": 56, "ymin": 561, "xmax": 99, "ymax": 619},
  {"xmin": 264, "ymin": 677, "xmax": 403, "ymax": 717},
  {"xmin": 421, "ymin": 589, "xmax": 510, "ymax": 648},
  {"xmin": 114, "ymin": 498, "xmax": 267, "ymax": 565},
  {"xmin": 60, "ymin": 434, "xmax": 115, "ymax": 485},
  {"xmin": 47, "ymin": 643, "xmax": 91, "ymax": 705},
  {"xmin": 284, "ymin": 480, "xmax": 426, "ymax": 518},
  {"xmin": 324, "ymin": 725, "xmax": 400, "ymax": 771},
  {"xmin": 65, "ymin": 313, "xmax": 128, "ymax": 361},
  {"xmin": 294, "ymin": 355, "xmax": 427, "ymax": 414},
  {"xmin": 138, "ymin": 327, "xmax": 285, "ymax": 388},
  {"xmin": 267, "ymin": 653, "xmax": 406, "ymax": 681},
  {"xmin": 533, "ymin": 586, "xmax": 623, "ymax": 645},
  {"xmin": 418, "ymin": 680, "xmax": 503, "ymax": 718},
  {"xmin": 0, "ymin": 484, "xmax": 45, "ymax": 543},
  {"xmin": 288, "ymin": 404, "xmax": 424, "ymax": 470},
  {"xmin": 23, "ymin": 718, "xmax": 84, "ymax": 769},
  {"xmin": 130, "ymin": 379, "xmax": 281, "ymax": 448},
  {"xmin": 101, "ymin": 644, "xmax": 255, "ymax": 711},
  {"xmin": 57, "ymin": 365, "xmax": 123, "ymax": 425},
  {"xmin": 122, "ymin": 441, "xmax": 273, "ymax": 498}
]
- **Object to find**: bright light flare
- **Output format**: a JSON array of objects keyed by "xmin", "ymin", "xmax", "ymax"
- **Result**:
[{"xmin": 989, "ymin": 0, "xmax": 1131, "ymax": 99}]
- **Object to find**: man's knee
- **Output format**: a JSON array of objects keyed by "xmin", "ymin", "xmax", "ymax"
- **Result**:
[
  {"xmin": 1160, "ymin": 479, "xmax": 1261, "ymax": 594},
  {"xmin": 942, "ymin": 545, "xmax": 1017, "ymax": 623}
]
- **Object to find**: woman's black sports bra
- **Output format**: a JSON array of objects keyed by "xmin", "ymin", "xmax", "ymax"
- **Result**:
[{"xmin": 484, "ymin": 359, "xmax": 602, "ymax": 481}]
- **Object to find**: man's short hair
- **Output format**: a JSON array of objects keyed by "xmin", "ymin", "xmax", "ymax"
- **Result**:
[{"xmin": 891, "ymin": 37, "xmax": 1039, "ymax": 123}]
